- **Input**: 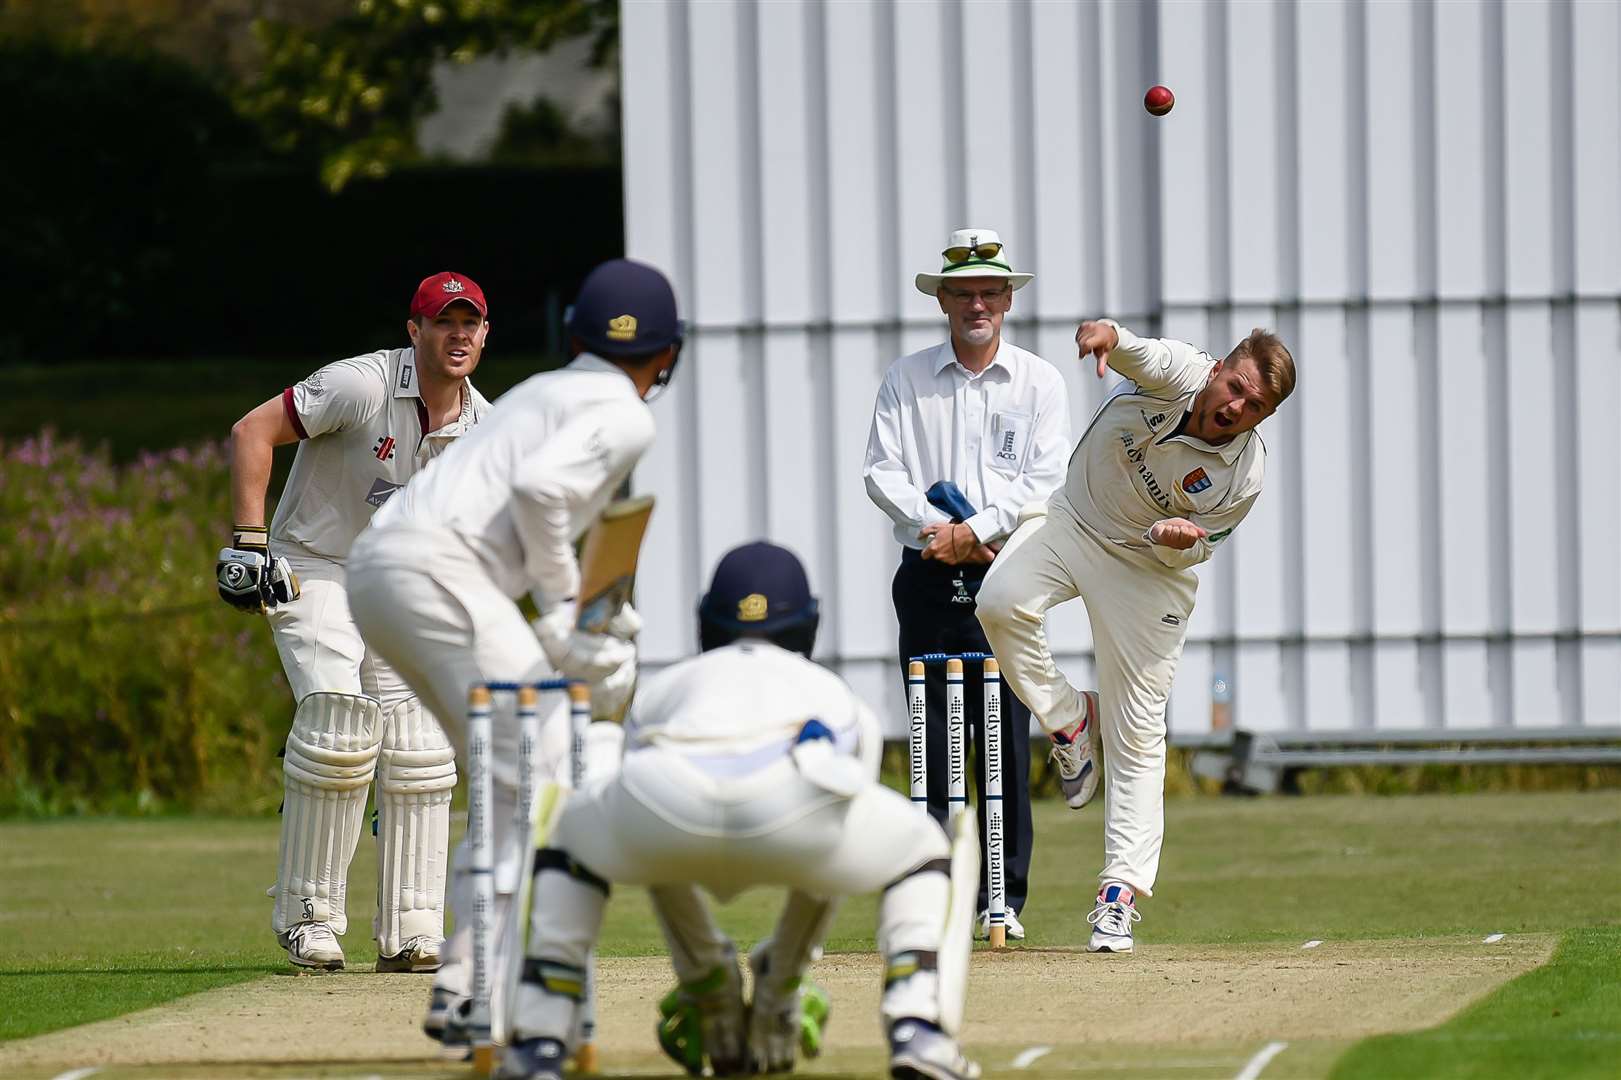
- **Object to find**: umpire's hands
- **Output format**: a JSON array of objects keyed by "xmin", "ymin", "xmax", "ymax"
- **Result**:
[{"xmin": 533, "ymin": 599, "xmax": 636, "ymax": 681}]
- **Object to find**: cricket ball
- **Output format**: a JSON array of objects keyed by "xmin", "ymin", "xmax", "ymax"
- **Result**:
[{"xmin": 1144, "ymin": 85, "xmax": 1175, "ymax": 117}]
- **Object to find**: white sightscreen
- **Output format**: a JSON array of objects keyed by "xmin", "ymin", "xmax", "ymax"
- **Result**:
[{"xmin": 619, "ymin": 0, "xmax": 1621, "ymax": 739}]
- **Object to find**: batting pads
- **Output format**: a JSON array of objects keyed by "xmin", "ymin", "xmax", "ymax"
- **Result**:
[
  {"xmin": 879, "ymin": 811, "xmax": 979, "ymax": 1036},
  {"xmin": 275, "ymin": 692, "xmax": 382, "ymax": 932},
  {"xmin": 376, "ymin": 698, "xmax": 456, "ymax": 955}
]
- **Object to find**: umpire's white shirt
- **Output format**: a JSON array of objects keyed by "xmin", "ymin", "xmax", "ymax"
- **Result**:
[
  {"xmin": 863, "ymin": 340, "xmax": 1070, "ymax": 547},
  {"xmin": 368, "ymin": 354, "xmax": 654, "ymax": 605},
  {"xmin": 1065, "ymin": 322, "xmax": 1266, "ymax": 571},
  {"xmin": 270, "ymin": 347, "xmax": 491, "ymax": 561}
]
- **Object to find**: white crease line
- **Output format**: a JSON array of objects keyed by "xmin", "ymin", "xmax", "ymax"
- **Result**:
[
  {"xmin": 1011, "ymin": 1045, "xmax": 1053, "ymax": 1069},
  {"xmin": 1301, "ymin": 939, "xmax": 1323, "ymax": 949},
  {"xmin": 50, "ymin": 1069, "xmax": 101, "ymax": 1080},
  {"xmin": 1483, "ymin": 933, "xmax": 1505, "ymax": 943},
  {"xmin": 1233, "ymin": 1041, "xmax": 1288, "ymax": 1080}
]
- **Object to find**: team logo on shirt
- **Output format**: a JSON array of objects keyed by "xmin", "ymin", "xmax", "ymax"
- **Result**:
[
  {"xmin": 607, "ymin": 314, "xmax": 638, "ymax": 341},
  {"xmin": 738, "ymin": 593, "xmax": 769, "ymax": 621},
  {"xmin": 1146, "ymin": 411, "xmax": 1167, "ymax": 428},
  {"xmin": 996, "ymin": 430, "xmax": 1018, "ymax": 461},
  {"xmin": 1182, "ymin": 468, "xmax": 1212, "ymax": 493},
  {"xmin": 373, "ymin": 436, "xmax": 396, "ymax": 461}
]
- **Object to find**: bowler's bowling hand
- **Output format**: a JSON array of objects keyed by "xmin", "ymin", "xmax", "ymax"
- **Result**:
[
  {"xmin": 1076, "ymin": 320, "xmax": 1119, "ymax": 378},
  {"xmin": 1148, "ymin": 518, "xmax": 1209, "ymax": 551}
]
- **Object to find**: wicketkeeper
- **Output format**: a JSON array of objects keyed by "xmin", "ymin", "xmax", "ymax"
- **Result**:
[
  {"xmin": 346, "ymin": 258, "xmax": 683, "ymax": 1047},
  {"xmin": 975, "ymin": 319, "xmax": 1295, "ymax": 953},
  {"xmin": 499, "ymin": 542, "xmax": 982, "ymax": 1080},
  {"xmin": 220, "ymin": 272, "xmax": 492, "ymax": 971}
]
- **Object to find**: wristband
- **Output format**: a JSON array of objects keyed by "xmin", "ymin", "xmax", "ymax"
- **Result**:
[{"xmin": 233, "ymin": 524, "xmax": 269, "ymax": 551}]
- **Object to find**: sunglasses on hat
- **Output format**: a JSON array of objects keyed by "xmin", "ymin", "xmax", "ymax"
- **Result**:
[{"xmin": 942, "ymin": 240, "xmax": 1003, "ymax": 264}]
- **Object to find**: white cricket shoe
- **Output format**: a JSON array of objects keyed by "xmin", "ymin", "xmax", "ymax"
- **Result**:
[
  {"xmin": 278, "ymin": 922, "xmax": 344, "ymax": 970},
  {"xmin": 1048, "ymin": 691, "xmax": 1101, "ymax": 809},
  {"xmin": 1086, "ymin": 883, "xmax": 1141, "ymax": 953},
  {"xmin": 888, "ymin": 1018, "xmax": 981, "ymax": 1080},
  {"xmin": 376, "ymin": 935, "xmax": 443, "ymax": 973},
  {"xmin": 973, "ymin": 908, "xmax": 1025, "ymax": 941}
]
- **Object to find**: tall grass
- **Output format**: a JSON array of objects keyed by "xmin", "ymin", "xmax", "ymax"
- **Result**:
[{"xmin": 0, "ymin": 430, "xmax": 288, "ymax": 815}]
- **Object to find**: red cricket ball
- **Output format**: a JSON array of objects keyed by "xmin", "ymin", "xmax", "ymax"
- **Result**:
[{"xmin": 1144, "ymin": 85, "xmax": 1175, "ymax": 117}]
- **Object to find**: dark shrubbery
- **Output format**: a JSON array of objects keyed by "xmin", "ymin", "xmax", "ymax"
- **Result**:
[{"xmin": 0, "ymin": 431, "xmax": 288, "ymax": 814}]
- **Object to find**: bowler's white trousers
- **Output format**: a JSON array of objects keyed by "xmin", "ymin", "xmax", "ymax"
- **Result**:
[
  {"xmin": 975, "ymin": 499, "xmax": 1195, "ymax": 895},
  {"xmin": 346, "ymin": 525, "xmax": 573, "ymax": 996}
]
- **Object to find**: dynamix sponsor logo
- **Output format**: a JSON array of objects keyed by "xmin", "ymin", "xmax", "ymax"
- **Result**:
[
  {"xmin": 1119, "ymin": 432, "xmax": 1173, "ymax": 512},
  {"xmin": 365, "ymin": 478, "xmax": 404, "ymax": 508}
]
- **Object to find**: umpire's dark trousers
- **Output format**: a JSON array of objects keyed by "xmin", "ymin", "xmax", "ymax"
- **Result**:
[{"xmin": 893, "ymin": 549, "xmax": 1035, "ymax": 917}]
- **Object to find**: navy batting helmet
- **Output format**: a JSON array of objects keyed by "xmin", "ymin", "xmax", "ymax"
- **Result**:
[
  {"xmin": 566, "ymin": 258, "xmax": 684, "ymax": 359},
  {"xmin": 697, "ymin": 542, "xmax": 820, "ymax": 657}
]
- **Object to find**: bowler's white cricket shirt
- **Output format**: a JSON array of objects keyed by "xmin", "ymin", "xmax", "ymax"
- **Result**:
[
  {"xmin": 626, "ymin": 641, "xmax": 881, "ymax": 775},
  {"xmin": 1062, "ymin": 322, "xmax": 1266, "ymax": 570},
  {"xmin": 864, "ymin": 340, "xmax": 1070, "ymax": 546},
  {"xmin": 367, "ymin": 354, "xmax": 654, "ymax": 605},
  {"xmin": 270, "ymin": 347, "xmax": 490, "ymax": 561}
]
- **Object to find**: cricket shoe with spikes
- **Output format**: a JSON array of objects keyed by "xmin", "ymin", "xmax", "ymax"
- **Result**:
[
  {"xmin": 1048, "ymin": 690, "xmax": 1101, "ymax": 809},
  {"xmin": 495, "ymin": 1036, "xmax": 566, "ymax": 1080},
  {"xmin": 422, "ymin": 986, "xmax": 470, "ymax": 1055},
  {"xmin": 277, "ymin": 922, "xmax": 344, "ymax": 971},
  {"xmin": 1086, "ymin": 882, "xmax": 1142, "ymax": 953},
  {"xmin": 974, "ymin": 907, "xmax": 1025, "ymax": 941},
  {"xmin": 376, "ymin": 934, "xmax": 442, "ymax": 973},
  {"xmin": 888, "ymin": 1018, "xmax": 981, "ymax": 1080}
]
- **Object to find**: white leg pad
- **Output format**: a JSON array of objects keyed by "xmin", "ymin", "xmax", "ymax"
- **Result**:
[
  {"xmin": 879, "ymin": 813, "xmax": 978, "ymax": 1036},
  {"xmin": 274, "ymin": 692, "xmax": 382, "ymax": 934},
  {"xmin": 376, "ymin": 697, "xmax": 456, "ymax": 955}
]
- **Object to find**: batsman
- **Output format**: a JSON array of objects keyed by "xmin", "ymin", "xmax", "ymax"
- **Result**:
[
  {"xmin": 346, "ymin": 258, "xmax": 682, "ymax": 1047},
  {"xmin": 975, "ymin": 319, "xmax": 1295, "ymax": 953},
  {"xmin": 500, "ymin": 542, "xmax": 982, "ymax": 1080},
  {"xmin": 220, "ymin": 272, "xmax": 492, "ymax": 971}
]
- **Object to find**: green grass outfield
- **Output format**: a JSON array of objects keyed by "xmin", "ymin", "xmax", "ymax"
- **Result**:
[{"xmin": 3, "ymin": 791, "xmax": 1618, "ymax": 1078}]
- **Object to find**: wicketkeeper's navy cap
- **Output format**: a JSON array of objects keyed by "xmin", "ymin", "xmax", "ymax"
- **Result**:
[
  {"xmin": 566, "ymin": 258, "xmax": 684, "ymax": 358},
  {"xmin": 698, "ymin": 541, "xmax": 819, "ymax": 636}
]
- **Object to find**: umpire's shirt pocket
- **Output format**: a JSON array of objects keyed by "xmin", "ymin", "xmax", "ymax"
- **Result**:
[{"xmin": 989, "ymin": 411, "xmax": 1031, "ymax": 474}]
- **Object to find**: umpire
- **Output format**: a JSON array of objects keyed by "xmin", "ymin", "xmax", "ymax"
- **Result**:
[{"xmin": 862, "ymin": 228, "xmax": 1070, "ymax": 939}]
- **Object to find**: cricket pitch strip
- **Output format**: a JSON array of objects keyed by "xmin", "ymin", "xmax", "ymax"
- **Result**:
[{"xmin": 0, "ymin": 935, "xmax": 1553, "ymax": 1080}]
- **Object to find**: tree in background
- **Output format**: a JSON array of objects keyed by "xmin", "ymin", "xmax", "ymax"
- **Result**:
[{"xmin": 237, "ymin": 0, "xmax": 618, "ymax": 189}]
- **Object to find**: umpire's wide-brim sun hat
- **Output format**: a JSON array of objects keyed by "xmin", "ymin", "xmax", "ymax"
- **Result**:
[{"xmin": 914, "ymin": 227, "xmax": 1034, "ymax": 296}]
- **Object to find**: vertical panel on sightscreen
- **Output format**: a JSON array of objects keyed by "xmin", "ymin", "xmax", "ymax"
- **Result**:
[
  {"xmin": 1363, "ymin": 0, "xmax": 1430, "ymax": 302},
  {"xmin": 1502, "ymin": 0, "xmax": 1566, "ymax": 299},
  {"xmin": 1223, "ymin": 0, "xmax": 1290, "ymax": 306},
  {"xmin": 829, "ymin": 327, "xmax": 898, "ymax": 665},
  {"xmin": 1571, "ymin": 1, "xmax": 1621, "ymax": 298},
  {"xmin": 755, "ymin": 0, "xmax": 818, "ymax": 328},
  {"xmin": 686, "ymin": 0, "xmax": 754, "ymax": 329},
  {"xmin": 1296, "ymin": 309, "xmax": 1356, "ymax": 734},
  {"xmin": 691, "ymin": 331, "xmax": 759, "ymax": 572},
  {"xmin": 1154, "ymin": 0, "xmax": 1221, "ymax": 308},
  {"xmin": 1097, "ymin": 0, "xmax": 1159, "ymax": 319},
  {"xmin": 1433, "ymin": 0, "xmax": 1496, "ymax": 300},
  {"xmin": 1295, "ymin": 0, "xmax": 1358, "ymax": 305},
  {"xmin": 820, "ymin": 0, "xmax": 886, "ymax": 323},
  {"xmin": 1027, "ymin": 0, "xmax": 1101, "ymax": 323},
  {"xmin": 890, "ymin": 0, "xmax": 953, "ymax": 329},
  {"xmin": 954, "ymin": 0, "xmax": 1019, "ymax": 236}
]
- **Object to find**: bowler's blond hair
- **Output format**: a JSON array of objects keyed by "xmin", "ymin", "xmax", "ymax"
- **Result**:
[{"xmin": 1228, "ymin": 329, "xmax": 1295, "ymax": 404}]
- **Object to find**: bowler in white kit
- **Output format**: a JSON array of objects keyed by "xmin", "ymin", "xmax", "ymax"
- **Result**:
[
  {"xmin": 976, "ymin": 319, "xmax": 1295, "ymax": 952},
  {"xmin": 499, "ymin": 542, "xmax": 982, "ymax": 1080},
  {"xmin": 345, "ymin": 258, "xmax": 684, "ymax": 1045},
  {"xmin": 218, "ymin": 271, "xmax": 492, "ymax": 972}
]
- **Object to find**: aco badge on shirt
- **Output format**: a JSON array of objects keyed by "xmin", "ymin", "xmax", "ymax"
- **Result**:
[{"xmin": 990, "ymin": 410, "xmax": 1030, "ymax": 472}]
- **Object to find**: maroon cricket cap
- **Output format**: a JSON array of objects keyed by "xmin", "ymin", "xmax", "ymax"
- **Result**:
[{"xmin": 410, "ymin": 272, "xmax": 488, "ymax": 319}]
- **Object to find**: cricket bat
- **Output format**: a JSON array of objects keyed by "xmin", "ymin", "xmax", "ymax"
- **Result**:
[{"xmin": 576, "ymin": 495, "xmax": 655, "ymax": 634}]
